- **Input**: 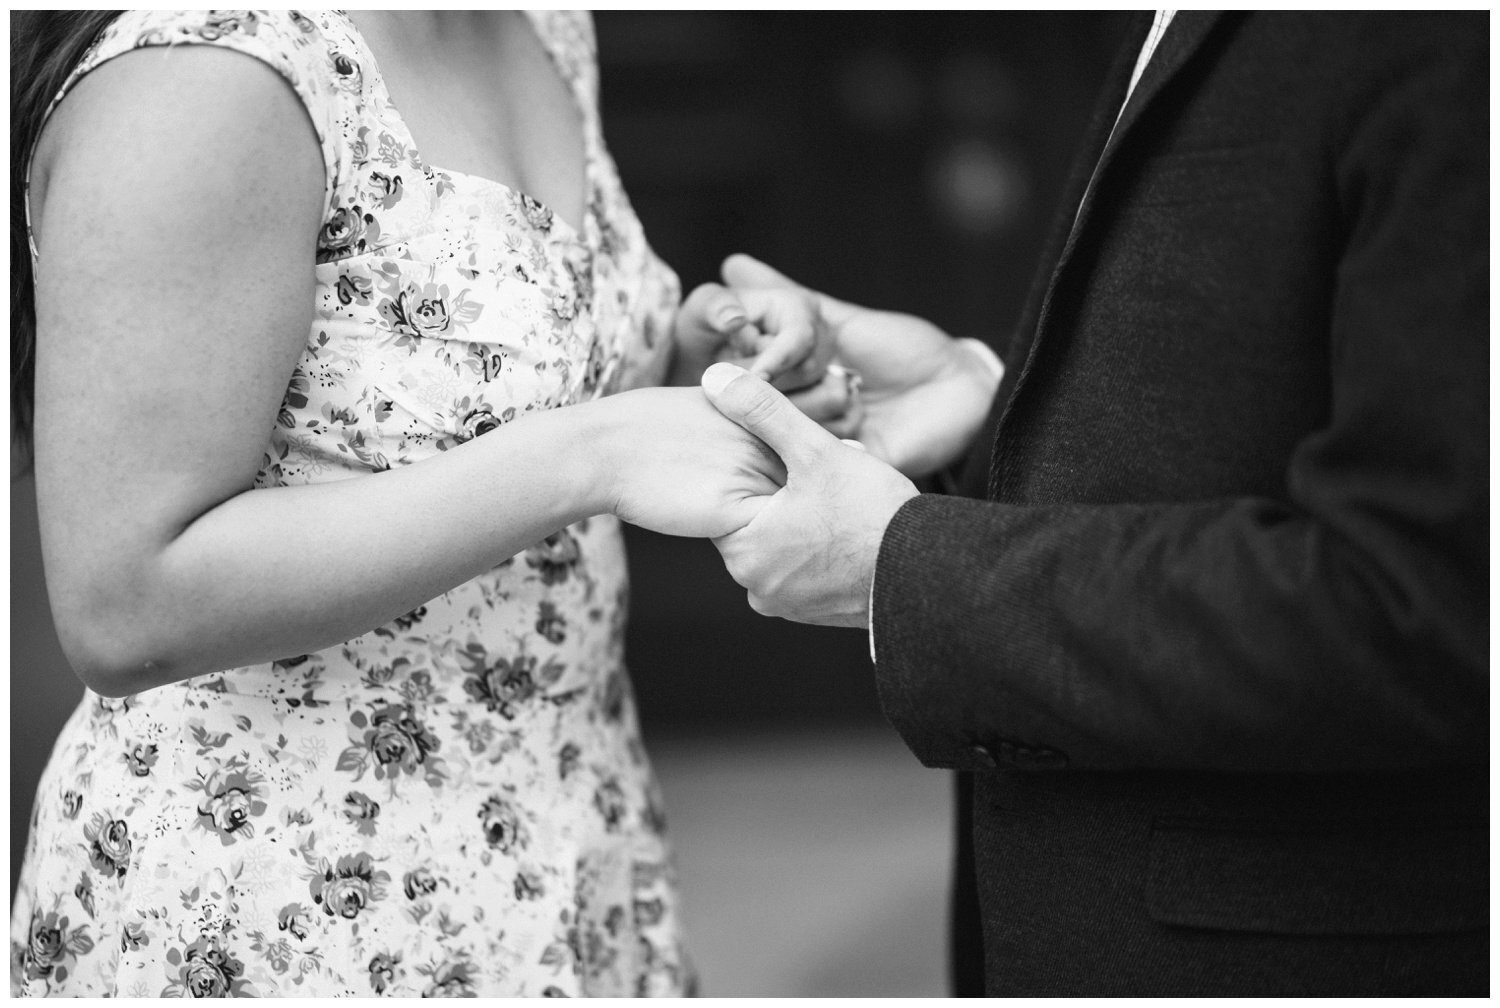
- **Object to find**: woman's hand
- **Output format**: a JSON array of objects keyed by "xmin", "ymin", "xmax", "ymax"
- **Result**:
[
  {"xmin": 720, "ymin": 254, "xmax": 1002, "ymax": 478},
  {"xmin": 587, "ymin": 386, "xmax": 785, "ymax": 540},
  {"xmin": 25, "ymin": 47, "xmax": 784, "ymax": 696},
  {"xmin": 667, "ymin": 281, "xmax": 836, "ymax": 393}
]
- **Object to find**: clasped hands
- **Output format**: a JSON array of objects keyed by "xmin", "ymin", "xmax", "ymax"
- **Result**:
[{"xmin": 629, "ymin": 254, "xmax": 1001, "ymax": 629}]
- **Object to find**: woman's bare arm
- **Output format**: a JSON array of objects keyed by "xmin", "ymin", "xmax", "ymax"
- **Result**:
[{"xmin": 31, "ymin": 48, "xmax": 776, "ymax": 696}]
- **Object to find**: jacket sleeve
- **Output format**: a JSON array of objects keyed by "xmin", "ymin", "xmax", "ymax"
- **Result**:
[{"xmin": 870, "ymin": 25, "xmax": 1487, "ymax": 775}]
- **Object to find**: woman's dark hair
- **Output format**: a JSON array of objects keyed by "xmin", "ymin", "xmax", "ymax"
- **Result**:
[{"xmin": 12, "ymin": 11, "xmax": 122, "ymax": 464}]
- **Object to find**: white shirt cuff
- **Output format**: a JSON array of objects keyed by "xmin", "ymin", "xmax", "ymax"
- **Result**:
[{"xmin": 957, "ymin": 336, "xmax": 1004, "ymax": 386}]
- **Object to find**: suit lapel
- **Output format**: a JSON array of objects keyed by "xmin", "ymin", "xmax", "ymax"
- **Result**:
[
  {"xmin": 957, "ymin": 12, "xmax": 1152, "ymax": 497},
  {"xmin": 1073, "ymin": 11, "xmax": 1224, "ymax": 237},
  {"xmin": 985, "ymin": 11, "xmax": 1224, "ymax": 499}
]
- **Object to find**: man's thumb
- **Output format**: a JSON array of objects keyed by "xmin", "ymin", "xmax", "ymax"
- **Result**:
[
  {"xmin": 721, "ymin": 253, "xmax": 798, "ymax": 291},
  {"xmin": 722, "ymin": 253, "xmax": 860, "ymax": 328},
  {"xmin": 702, "ymin": 362, "xmax": 831, "ymax": 467}
]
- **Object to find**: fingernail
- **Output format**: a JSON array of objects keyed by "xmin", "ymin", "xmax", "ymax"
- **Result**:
[
  {"xmin": 702, "ymin": 362, "xmax": 747, "ymax": 397},
  {"xmin": 717, "ymin": 308, "xmax": 746, "ymax": 330}
]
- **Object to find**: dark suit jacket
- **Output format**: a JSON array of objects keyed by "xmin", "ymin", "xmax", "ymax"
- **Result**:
[{"xmin": 870, "ymin": 12, "xmax": 1487, "ymax": 996}]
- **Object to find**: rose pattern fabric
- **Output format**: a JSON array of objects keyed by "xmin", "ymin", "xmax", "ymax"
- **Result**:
[{"xmin": 12, "ymin": 10, "xmax": 692, "ymax": 997}]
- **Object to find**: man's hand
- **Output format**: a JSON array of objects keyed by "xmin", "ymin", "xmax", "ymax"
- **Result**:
[
  {"xmin": 702, "ymin": 362, "xmax": 919, "ymax": 628},
  {"xmin": 595, "ymin": 384, "xmax": 788, "ymax": 540},
  {"xmin": 722, "ymin": 254, "xmax": 1002, "ymax": 478}
]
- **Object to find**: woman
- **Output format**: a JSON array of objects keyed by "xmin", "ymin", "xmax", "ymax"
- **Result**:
[{"xmin": 10, "ymin": 10, "xmax": 854, "ymax": 996}]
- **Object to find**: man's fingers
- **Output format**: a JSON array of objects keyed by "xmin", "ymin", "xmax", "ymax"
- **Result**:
[{"xmin": 702, "ymin": 362, "xmax": 837, "ymax": 469}]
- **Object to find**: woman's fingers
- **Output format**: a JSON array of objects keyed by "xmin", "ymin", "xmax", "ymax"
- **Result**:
[
  {"xmin": 737, "ymin": 290, "xmax": 819, "ymax": 386},
  {"xmin": 784, "ymin": 368, "xmax": 852, "ymax": 421},
  {"xmin": 735, "ymin": 287, "xmax": 836, "ymax": 391},
  {"xmin": 785, "ymin": 366, "xmax": 865, "ymax": 438},
  {"xmin": 821, "ymin": 395, "xmax": 865, "ymax": 440},
  {"xmin": 678, "ymin": 283, "xmax": 751, "ymax": 346}
]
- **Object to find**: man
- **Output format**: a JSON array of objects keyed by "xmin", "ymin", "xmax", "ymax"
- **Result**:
[{"xmin": 701, "ymin": 11, "xmax": 1487, "ymax": 996}]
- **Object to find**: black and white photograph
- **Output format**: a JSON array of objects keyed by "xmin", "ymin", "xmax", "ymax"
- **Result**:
[{"xmin": 9, "ymin": 9, "xmax": 1489, "ymax": 997}]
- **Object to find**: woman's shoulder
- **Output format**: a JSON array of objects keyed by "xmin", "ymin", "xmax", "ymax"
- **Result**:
[{"xmin": 64, "ymin": 11, "xmax": 368, "ymax": 206}]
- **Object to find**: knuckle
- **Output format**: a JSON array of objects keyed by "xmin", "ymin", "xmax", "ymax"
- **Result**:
[
  {"xmin": 801, "ymin": 427, "xmax": 830, "ymax": 457},
  {"xmin": 738, "ymin": 387, "xmax": 784, "ymax": 427}
]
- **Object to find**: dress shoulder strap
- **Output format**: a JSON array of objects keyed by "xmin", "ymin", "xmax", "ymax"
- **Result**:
[{"xmin": 27, "ymin": 10, "xmax": 356, "ymax": 260}]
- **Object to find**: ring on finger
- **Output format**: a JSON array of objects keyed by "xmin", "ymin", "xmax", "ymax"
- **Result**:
[{"xmin": 826, "ymin": 363, "xmax": 863, "ymax": 409}]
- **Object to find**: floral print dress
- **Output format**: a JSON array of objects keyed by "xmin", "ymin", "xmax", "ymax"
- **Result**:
[{"xmin": 12, "ymin": 10, "xmax": 695, "ymax": 997}]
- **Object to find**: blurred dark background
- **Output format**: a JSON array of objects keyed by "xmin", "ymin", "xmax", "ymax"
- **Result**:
[
  {"xmin": 596, "ymin": 11, "xmax": 1128, "ymax": 736},
  {"xmin": 11, "ymin": 12, "xmax": 1128, "ymax": 994}
]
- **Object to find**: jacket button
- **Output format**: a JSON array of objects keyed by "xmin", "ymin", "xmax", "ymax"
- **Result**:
[{"xmin": 969, "ymin": 744, "xmax": 997, "ymax": 770}]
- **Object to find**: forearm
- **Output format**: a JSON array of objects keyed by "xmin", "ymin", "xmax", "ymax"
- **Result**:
[
  {"xmin": 46, "ymin": 402, "xmax": 610, "ymax": 695},
  {"xmin": 873, "ymin": 494, "xmax": 1486, "ymax": 774}
]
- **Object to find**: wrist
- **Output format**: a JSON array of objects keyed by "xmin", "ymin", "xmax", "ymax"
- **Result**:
[
  {"xmin": 851, "ymin": 467, "xmax": 918, "ymax": 625},
  {"xmin": 556, "ymin": 397, "xmax": 626, "ymax": 519}
]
